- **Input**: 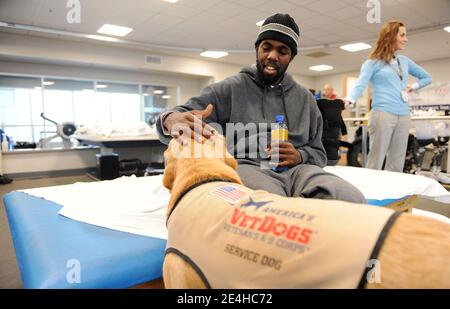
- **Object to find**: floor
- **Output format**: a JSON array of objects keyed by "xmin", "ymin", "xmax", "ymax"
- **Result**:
[{"xmin": 0, "ymin": 174, "xmax": 92, "ymax": 288}]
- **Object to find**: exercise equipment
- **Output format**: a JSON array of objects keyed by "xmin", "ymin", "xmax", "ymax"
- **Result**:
[{"xmin": 38, "ymin": 113, "xmax": 77, "ymax": 148}]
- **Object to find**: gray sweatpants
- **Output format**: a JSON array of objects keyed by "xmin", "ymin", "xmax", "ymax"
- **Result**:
[
  {"xmin": 237, "ymin": 163, "xmax": 366, "ymax": 204},
  {"xmin": 367, "ymin": 109, "xmax": 411, "ymax": 172}
]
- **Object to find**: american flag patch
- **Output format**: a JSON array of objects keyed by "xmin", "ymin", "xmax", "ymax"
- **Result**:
[{"xmin": 210, "ymin": 185, "xmax": 248, "ymax": 203}]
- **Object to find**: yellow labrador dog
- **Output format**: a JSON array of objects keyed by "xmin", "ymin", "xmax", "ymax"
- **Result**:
[{"xmin": 162, "ymin": 135, "xmax": 450, "ymax": 289}]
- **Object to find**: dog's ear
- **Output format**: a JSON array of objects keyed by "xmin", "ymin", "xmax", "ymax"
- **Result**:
[
  {"xmin": 162, "ymin": 150, "xmax": 176, "ymax": 190},
  {"xmin": 162, "ymin": 139, "xmax": 182, "ymax": 191},
  {"xmin": 224, "ymin": 152, "xmax": 238, "ymax": 170}
]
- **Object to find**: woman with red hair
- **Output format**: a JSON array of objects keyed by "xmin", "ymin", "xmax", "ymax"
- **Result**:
[{"xmin": 344, "ymin": 21, "xmax": 431, "ymax": 172}]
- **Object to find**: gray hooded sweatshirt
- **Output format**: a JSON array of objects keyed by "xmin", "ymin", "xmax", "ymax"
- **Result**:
[{"xmin": 156, "ymin": 65, "xmax": 327, "ymax": 168}]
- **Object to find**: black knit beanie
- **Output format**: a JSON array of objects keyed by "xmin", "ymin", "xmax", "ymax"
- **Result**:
[{"xmin": 255, "ymin": 13, "xmax": 299, "ymax": 56}]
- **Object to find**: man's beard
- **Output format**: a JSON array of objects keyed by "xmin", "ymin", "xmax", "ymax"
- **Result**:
[{"xmin": 256, "ymin": 56, "xmax": 288, "ymax": 85}]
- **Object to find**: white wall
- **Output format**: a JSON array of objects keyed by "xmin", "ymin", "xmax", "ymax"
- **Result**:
[
  {"xmin": 314, "ymin": 70, "xmax": 360, "ymax": 98},
  {"xmin": 416, "ymin": 57, "xmax": 450, "ymax": 84},
  {"xmin": 1, "ymin": 148, "xmax": 99, "ymax": 175},
  {"xmin": 291, "ymin": 73, "xmax": 315, "ymax": 90}
]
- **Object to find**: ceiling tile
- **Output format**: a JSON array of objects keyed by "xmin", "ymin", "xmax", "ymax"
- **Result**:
[
  {"xmin": 307, "ymin": 0, "xmax": 349, "ymax": 13},
  {"xmin": 403, "ymin": 0, "xmax": 450, "ymax": 22},
  {"xmin": 107, "ymin": 9, "xmax": 159, "ymax": 29},
  {"xmin": 145, "ymin": 12, "xmax": 185, "ymax": 27},
  {"xmin": 215, "ymin": 18, "xmax": 251, "ymax": 32},
  {"xmin": 229, "ymin": 0, "xmax": 272, "ymax": 8},
  {"xmin": 163, "ymin": 3, "xmax": 201, "ymax": 19},
  {"xmin": 33, "ymin": 0, "xmax": 68, "ymax": 28},
  {"xmin": 0, "ymin": 0, "xmax": 42, "ymax": 24},
  {"xmin": 232, "ymin": 9, "xmax": 270, "ymax": 24},
  {"xmin": 132, "ymin": 0, "xmax": 172, "ymax": 12},
  {"xmin": 192, "ymin": 11, "xmax": 229, "ymax": 25},
  {"xmin": 303, "ymin": 16, "xmax": 340, "ymax": 28},
  {"xmin": 289, "ymin": 8, "xmax": 318, "ymax": 21},
  {"xmin": 315, "ymin": 33, "xmax": 347, "ymax": 45},
  {"xmin": 180, "ymin": 0, "xmax": 222, "ymax": 10},
  {"xmin": 285, "ymin": 0, "xmax": 316, "ymax": 6},
  {"xmin": 341, "ymin": 0, "xmax": 370, "ymax": 5},
  {"xmin": 380, "ymin": 0, "xmax": 402, "ymax": 8},
  {"xmin": 172, "ymin": 19, "xmax": 210, "ymax": 32},
  {"xmin": 205, "ymin": 1, "xmax": 249, "ymax": 18},
  {"xmin": 331, "ymin": 5, "xmax": 365, "ymax": 20},
  {"xmin": 258, "ymin": 0, "xmax": 301, "ymax": 14}
]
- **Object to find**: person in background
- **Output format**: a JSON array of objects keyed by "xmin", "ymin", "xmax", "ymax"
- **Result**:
[
  {"xmin": 316, "ymin": 97, "xmax": 347, "ymax": 165},
  {"xmin": 322, "ymin": 84, "xmax": 337, "ymax": 100},
  {"xmin": 343, "ymin": 21, "xmax": 432, "ymax": 172},
  {"xmin": 157, "ymin": 13, "xmax": 365, "ymax": 204}
]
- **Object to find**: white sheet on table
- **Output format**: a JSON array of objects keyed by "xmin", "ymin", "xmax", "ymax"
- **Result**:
[
  {"xmin": 324, "ymin": 166, "xmax": 449, "ymax": 200},
  {"xmin": 20, "ymin": 166, "xmax": 449, "ymax": 239},
  {"xmin": 20, "ymin": 175, "xmax": 169, "ymax": 239},
  {"xmin": 75, "ymin": 121, "xmax": 156, "ymax": 138}
]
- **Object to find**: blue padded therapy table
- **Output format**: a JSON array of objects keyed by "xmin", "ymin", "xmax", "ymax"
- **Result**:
[{"xmin": 4, "ymin": 191, "xmax": 166, "ymax": 288}]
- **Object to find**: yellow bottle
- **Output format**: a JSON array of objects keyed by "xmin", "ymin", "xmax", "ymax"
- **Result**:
[
  {"xmin": 271, "ymin": 115, "xmax": 288, "ymax": 172},
  {"xmin": 272, "ymin": 115, "xmax": 288, "ymax": 141}
]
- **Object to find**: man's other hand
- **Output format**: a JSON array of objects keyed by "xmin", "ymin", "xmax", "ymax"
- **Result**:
[{"xmin": 267, "ymin": 141, "xmax": 302, "ymax": 167}]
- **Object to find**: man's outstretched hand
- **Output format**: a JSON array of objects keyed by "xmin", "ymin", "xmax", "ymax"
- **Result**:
[{"xmin": 163, "ymin": 104, "xmax": 216, "ymax": 144}]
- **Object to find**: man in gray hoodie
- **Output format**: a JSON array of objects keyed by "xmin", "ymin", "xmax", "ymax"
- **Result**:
[{"xmin": 157, "ymin": 13, "xmax": 365, "ymax": 203}]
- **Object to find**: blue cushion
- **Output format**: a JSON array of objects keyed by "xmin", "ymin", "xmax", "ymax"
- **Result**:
[
  {"xmin": 3, "ymin": 192, "xmax": 166, "ymax": 288},
  {"xmin": 367, "ymin": 198, "xmax": 403, "ymax": 206}
]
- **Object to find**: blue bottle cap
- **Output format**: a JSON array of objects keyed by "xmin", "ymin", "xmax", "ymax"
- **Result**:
[{"xmin": 275, "ymin": 115, "xmax": 284, "ymax": 123}]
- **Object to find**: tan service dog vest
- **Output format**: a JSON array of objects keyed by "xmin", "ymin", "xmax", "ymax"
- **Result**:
[{"xmin": 166, "ymin": 181, "xmax": 399, "ymax": 288}]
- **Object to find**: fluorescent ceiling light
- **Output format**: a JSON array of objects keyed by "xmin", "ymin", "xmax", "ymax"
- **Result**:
[
  {"xmin": 34, "ymin": 87, "xmax": 42, "ymax": 90},
  {"xmin": 256, "ymin": 19, "xmax": 265, "ymax": 27},
  {"xmin": 0, "ymin": 22, "xmax": 9, "ymax": 27},
  {"xmin": 153, "ymin": 90, "xmax": 164, "ymax": 94},
  {"xmin": 164, "ymin": 0, "xmax": 179, "ymax": 3},
  {"xmin": 309, "ymin": 65, "xmax": 333, "ymax": 72},
  {"xmin": 200, "ymin": 50, "xmax": 229, "ymax": 59},
  {"xmin": 97, "ymin": 24, "xmax": 133, "ymax": 37},
  {"xmin": 444, "ymin": 26, "xmax": 450, "ymax": 33},
  {"xmin": 86, "ymin": 34, "xmax": 120, "ymax": 42},
  {"xmin": 43, "ymin": 81, "xmax": 55, "ymax": 86},
  {"xmin": 162, "ymin": 95, "xmax": 171, "ymax": 99},
  {"xmin": 340, "ymin": 42, "xmax": 371, "ymax": 52},
  {"xmin": 96, "ymin": 84, "xmax": 108, "ymax": 89},
  {"xmin": 143, "ymin": 93, "xmax": 150, "ymax": 96}
]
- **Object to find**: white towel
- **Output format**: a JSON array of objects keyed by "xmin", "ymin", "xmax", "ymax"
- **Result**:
[{"xmin": 20, "ymin": 175, "xmax": 170, "ymax": 239}]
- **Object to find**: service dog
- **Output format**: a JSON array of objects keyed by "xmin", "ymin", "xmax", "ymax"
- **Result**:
[{"xmin": 162, "ymin": 135, "xmax": 450, "ymax": 288}]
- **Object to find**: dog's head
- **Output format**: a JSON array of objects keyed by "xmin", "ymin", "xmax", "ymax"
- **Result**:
[{"xmin": 163, "ymin": 134, "xmax": 238, "ymax": 191}]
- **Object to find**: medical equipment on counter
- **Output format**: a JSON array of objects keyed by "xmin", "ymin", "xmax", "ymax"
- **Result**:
[{"xmin": 38, "ymin": 113, "xmax": 77, "ymax": 149}]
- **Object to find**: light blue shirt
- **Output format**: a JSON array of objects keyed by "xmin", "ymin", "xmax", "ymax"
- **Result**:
[{"xmin": 349, "ymin": 55, "xmax": 432, "ymax": 116}]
